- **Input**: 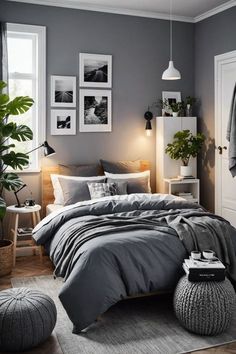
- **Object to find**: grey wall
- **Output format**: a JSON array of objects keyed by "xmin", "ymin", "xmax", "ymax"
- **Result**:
[
  {"xmin": 0, "ymin": 0, "xmax": 194, "ymax": 206},
  {"xmin": 195, "ymin": 7, "xmax": 236, "ymax": 212}
]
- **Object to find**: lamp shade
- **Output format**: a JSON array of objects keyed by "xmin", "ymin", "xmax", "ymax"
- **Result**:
[
  {"xmin": 162, "ymin": 61, "xmax": 181, "ymax": 80},
  {"xmin": 43, "ymin": 141, "xmax": 55, "ymax": 157}
]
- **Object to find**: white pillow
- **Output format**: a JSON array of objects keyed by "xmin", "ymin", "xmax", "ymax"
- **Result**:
[
  {"xmin": 50, "ymin": 174, "xmax": 106, "ymax": 205},
  {"xmin": 104, "ymin": 170, "xmax": 151, "ymax": 193}
]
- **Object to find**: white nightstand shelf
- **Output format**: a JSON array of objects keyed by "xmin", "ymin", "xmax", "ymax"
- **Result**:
[
  {"xmin": 7, "ymin": 204, "xmax": 42, "ymax": 266},
  {"xmin": 164, "ymin": 178, "xmax": 200, "ymax": 204}
]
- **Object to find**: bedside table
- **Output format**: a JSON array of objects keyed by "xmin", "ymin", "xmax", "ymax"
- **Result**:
[
  {"xmin": 7, "ymin": 204, "xmax": 42, "ymax": 266},
  {"xmin": 164, "ymin": 178, "xmax": 200, "ymax": 203}
]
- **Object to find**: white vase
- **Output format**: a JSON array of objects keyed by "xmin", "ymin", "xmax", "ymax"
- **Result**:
[
  {"xmin": 180, "ymin": 165, "xmax": 193, "ymax": 177},
  {"xmin": 172, "ymin": 112, "xmax": 178, "ymax": 117}
]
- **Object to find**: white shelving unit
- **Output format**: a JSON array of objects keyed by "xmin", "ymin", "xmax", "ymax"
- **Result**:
[
  {"xmin": 164, "ymin": 178, "xmax": 200, "ymax": 203},
  {"xmin": 156, "ymin": 116, "xmax": 199, "ymax": 200}
]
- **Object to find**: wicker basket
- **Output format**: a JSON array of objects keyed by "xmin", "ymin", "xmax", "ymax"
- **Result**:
[{"xmin": 0, "ymin": 240, "xmax": 13, "ymax": 277}]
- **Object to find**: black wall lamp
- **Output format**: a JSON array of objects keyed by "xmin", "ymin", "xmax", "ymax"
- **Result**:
[
  {"xmin": 144, "ymin": 109, "xmax": 153, "ymax": 136},
  {"xmin": 27, "ymin": 141, "xmax": 56, "ymax": 157},
  {"xmin": 14, "ymin": 141, "xmax": 55, "ymax": 208}
]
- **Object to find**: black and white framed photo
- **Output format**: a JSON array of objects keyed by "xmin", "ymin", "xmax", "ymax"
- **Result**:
[
  {"xmin": 51, "ymin": 109, "xmax": 76, "ymax": 135},
  {"xmin": 79, "ymin": 53, "xmax": 112, "ymax": 88},
  {"xmin": 162, "ymin": 91, "xmax": 181, "ymax": 105},
  {"xmin": 51, "ymin": 76, "xmax": 76, "ymax": 107},
  {"xmin": 79, "ymin": 89, "xmax": 112, "ymax": 132}
]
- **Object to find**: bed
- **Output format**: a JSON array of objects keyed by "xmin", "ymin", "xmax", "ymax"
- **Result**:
[{"xmin": 34, "ymin": 162, "xmax": 236, "ymax": 333}]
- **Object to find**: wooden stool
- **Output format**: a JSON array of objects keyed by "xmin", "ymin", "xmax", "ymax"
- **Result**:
[{"xmin": 7, "ymin": 204, "xmax": 42, "ymax": 266}]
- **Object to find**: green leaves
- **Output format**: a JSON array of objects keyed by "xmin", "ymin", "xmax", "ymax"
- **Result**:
[
  {"xmin": 165, "ymin": 130, "xmax": 205, "ymax": 166},
  {"xmin": 0, "ymin": 81, "xmax": 7, "ymax": 93},
  {"xmin": 0, "ymin": 173, "xmax": 23, "ymax": 191},
  {"xmin": 0, "ymin": 81, "xmax": 34, "ymax": 224},
  {"xmin": 0, "ymin": 197, "xmax": 6, "ymax": 220},
  {"xmin": 6, "ymin": 96, "xmax": 34, "ymax": 116},
  {"xmin": 1, "ymin": 151, "xmax": 29, "ymax": 170},
  {"xmin": 10, "ymin": 124, "xmax": 33, "ymax": 141}
]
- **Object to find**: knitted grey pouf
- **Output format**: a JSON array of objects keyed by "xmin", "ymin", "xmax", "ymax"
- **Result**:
[
  {"xmin": 174, "ymin": 276, "xmax": 236, "ymax": 335},
  {"xmin": 0, "ymin": 287, "xmax": 57, "ymax": 352}
]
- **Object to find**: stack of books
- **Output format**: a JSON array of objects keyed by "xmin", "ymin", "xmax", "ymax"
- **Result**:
[
  {"xmin": 177, "ymin": 175, "xmax": 195, "ymax": 180},
  {"xmin": 176, "ymin": 192, "xmax": 197, "ymax": 203},
  {"xmin": 183, "ymin": 257, "xmax": 226, "ymax": 282},
  {"xmin": 17, "ymin": 227, "xmax": 33, "ymax": 241}
]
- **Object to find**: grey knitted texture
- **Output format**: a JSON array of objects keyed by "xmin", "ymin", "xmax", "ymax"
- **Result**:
[
  {"xmin": 0, "ymin": 287, "xmax": 57, "ymax": 352},
  {"xmin": 174, "ymin": 276, "xmax": 236, "ymax": 335}
]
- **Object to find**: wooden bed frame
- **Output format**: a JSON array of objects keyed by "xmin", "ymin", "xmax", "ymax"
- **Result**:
[{"xmin": 41, "ymin": 160, "xmax": 151, "ymax": 217}]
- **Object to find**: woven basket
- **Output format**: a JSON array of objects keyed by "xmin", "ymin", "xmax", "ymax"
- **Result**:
[{"xmin": 0, "ymin": 240, "xmax": 13, "ymax": 277}]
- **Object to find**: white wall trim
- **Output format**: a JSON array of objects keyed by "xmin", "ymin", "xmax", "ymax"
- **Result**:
[
  {"xmin": 5, "ymin": 0, "xmax": 193, "ymax": 23},
  {"xmin": 214, "ymin": 50, "xmax": 236, "ymax": 214},
  {"xmin": 6, "ymin": 0, "xmax": 236, "ymax": 23},
  {"xmin": 194, "ymin": 0, "xmax": 236, "ymax": 23}
]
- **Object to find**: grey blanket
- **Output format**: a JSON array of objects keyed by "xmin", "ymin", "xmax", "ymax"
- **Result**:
[
  {"xmin": 33, "ymin": 194, "xmax": 236, "ymax": 332},
  {"xmin": 227, "ymin": 82, "xmax": 236, "ymax": 177}
]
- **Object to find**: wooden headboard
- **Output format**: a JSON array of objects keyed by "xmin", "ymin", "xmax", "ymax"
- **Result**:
[{"xmin": 41, "ymin": 160, "xmax": 151, "ymax": 217}]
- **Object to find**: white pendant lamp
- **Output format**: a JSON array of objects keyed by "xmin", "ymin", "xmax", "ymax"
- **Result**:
[{"xmin": 162, "ymin": 0, "xmax": 181, "ymax": 80}]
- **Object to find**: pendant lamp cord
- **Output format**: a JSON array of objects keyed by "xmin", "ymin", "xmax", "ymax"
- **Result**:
[{"xmin": 170, "ymin": 0, "xmax": 173, "ymax": 61}]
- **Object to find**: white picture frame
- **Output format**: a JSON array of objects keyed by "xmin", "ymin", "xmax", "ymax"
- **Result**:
[
  {"xmin": 79, "ymin": 89, "xmax": 112, "ymax": 132},
  {"xmin": 51, "ymin": 76, "xmax": 76, "ymax": 107},
  {"xmin": 79, "ymin": 53, "xmax": 112, "ymax": 88},
  {"xmin": 51, "ymin": 109, "xmax": 76, "ymax": 135},
  {"xmin": 162, "ymin": 91, "xmax": 181, "ymax": 105}
]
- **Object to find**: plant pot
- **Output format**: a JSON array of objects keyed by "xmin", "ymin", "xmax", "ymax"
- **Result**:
[
  {"xmin": 172, "ymin": 112, "xmax": 178, "ymax": 117},
  {"xmin": 180, "ymin": 165, "xmax": 193, "ymax": 177},
  {"xmin": 0, "ymin": 240, "xmax": 14, "ymax": 277}
]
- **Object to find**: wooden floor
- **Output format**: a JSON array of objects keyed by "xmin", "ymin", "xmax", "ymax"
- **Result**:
[{"xmin": 0, "ymin": 256, "xmax": 236, "ymax": 354}]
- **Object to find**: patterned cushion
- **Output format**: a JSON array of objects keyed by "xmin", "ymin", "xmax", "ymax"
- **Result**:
[{"xmin": 87, "ymin": 182, "xmax": 127, "ymax": 199}]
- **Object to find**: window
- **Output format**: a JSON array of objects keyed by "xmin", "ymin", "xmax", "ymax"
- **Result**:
[{"xmin": 6, "ymin": 23, "xmax": 46, "ymax": 172}]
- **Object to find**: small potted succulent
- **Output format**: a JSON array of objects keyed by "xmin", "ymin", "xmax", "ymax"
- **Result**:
[
  {"xmin": 0, "ymin": 81, "xmax": 33, "ymax": 276},
  {"xmin": 165, "ymin": 129, "xmax": 205, "ymax": 177}
]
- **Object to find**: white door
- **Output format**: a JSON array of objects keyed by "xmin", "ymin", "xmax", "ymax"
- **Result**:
[{"xmin": 215, "ymin": 51, "xmax": 236, "ymax": 228}]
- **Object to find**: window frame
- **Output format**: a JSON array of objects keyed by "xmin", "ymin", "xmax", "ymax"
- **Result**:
[{"xmin": 6, "ymin": 23, "xmax": 46, "ymax": 173}]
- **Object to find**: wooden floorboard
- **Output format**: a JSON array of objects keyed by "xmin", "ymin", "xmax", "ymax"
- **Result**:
[{"xmin": 0, "ymin": 256, "xmax": 236, "ymax": 354}]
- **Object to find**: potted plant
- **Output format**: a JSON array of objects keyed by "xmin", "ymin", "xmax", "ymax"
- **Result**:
[
  {"xmin": 0, "ymin": 81, "xmax": 33, "ymax": 276},
  {"xmin": 165, "ymin": 129, "xmax": 205, "ymax": 177},
  {"xmin": 154, "ymin": 98, "xmax": 169, "ymax": 116},
  {"xmin": 185, "ymin": 96, "xmax": 196, "ymax": 117},
  {"xmin": 170, "ymin": 102, "xmax": 182, "ymax": 117}
]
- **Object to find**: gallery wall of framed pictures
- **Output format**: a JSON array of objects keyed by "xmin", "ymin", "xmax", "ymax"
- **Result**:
[
  {"xmin": 50, "ymin": 52, "xmax": 112, "ymax": 136},
  {"xmin": 50, "ymin": 75, "xmax": 76, "ymax": 135},
  {"xmin": 79, "ymin": 53, "xmax": 112, "ymax": 133}
]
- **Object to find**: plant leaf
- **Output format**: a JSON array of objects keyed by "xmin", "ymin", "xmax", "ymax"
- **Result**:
[
  {"xmin": 0, "ymin": 81, "xmax": 7, "ymax": 92},
  {"xmin": 1, "ymin": 122, "xmax": 16, "ymax": 137},
  {"xmin": 2, "ymin": 151, "xmax": 29, "ymax": 170},
  {"xmin": 6, "ymin": 96, "xmax": 34, "ymax": 115},
  {"xmin": 10, "ymin": 124, "xmax": 33, "ymax": 142},
  {"xmin": 0, "ymin": 144, "xmax": 15, "ymax": 153},
  {"xmin": 0, "ymin": 173, "xmax": 23, "ymax": 191},
  {"xmin": 0, "ymin": 197, "xmax": 6, "ymax": 220}
]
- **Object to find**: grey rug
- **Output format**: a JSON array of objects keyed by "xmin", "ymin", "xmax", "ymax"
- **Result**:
[{"xmin": 11, "ymin": 275, "xmax": 236, "ymax": 354}]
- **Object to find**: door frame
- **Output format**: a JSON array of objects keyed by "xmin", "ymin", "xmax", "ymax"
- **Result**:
[{"xmin": 214, "ymin": 50, "xmax": 236, "ymax": 215}]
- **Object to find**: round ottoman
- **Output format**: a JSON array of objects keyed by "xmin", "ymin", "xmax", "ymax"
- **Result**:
[
  {"xmin": 0, "ymin": 287, "xmax": 57, "ymax": 352},
  {"xmin": 174, "ymin": 276, "xmax": 235, "ymax": 335}
]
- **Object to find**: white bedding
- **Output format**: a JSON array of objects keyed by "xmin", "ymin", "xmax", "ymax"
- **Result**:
[{"xmin": 46, "ymin": 204, "xmax": 63, "ymax": 215}]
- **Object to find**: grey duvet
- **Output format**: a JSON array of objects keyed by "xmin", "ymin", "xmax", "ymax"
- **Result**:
[{"xmin": 33, "ymin": 194, "xmax": 236, "ymax": 333}]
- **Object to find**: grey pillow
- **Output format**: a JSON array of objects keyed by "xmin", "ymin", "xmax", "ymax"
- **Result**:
[
  {"xmin": 59, "ymin": 163, "xmax": 103, "ymax": 177},
  {"xmin": 87, "ymin": 182, "xmax": 127, "ymax": 199},
  {"xmin": 100, "ymin": 159, "xmax": 141, "ymax": 173},
  {"xmin": 58, "ymin": 176, "xmax": 106, "ymax": 205},
  {"xmin": 107, "ymin": 176, "xmax": 150, "ymax": 194}
]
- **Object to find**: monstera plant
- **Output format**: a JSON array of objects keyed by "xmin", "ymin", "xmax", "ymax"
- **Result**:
[{"xmin": 0, "ymin": 80, "xmax": 33, "ymax": 276}]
